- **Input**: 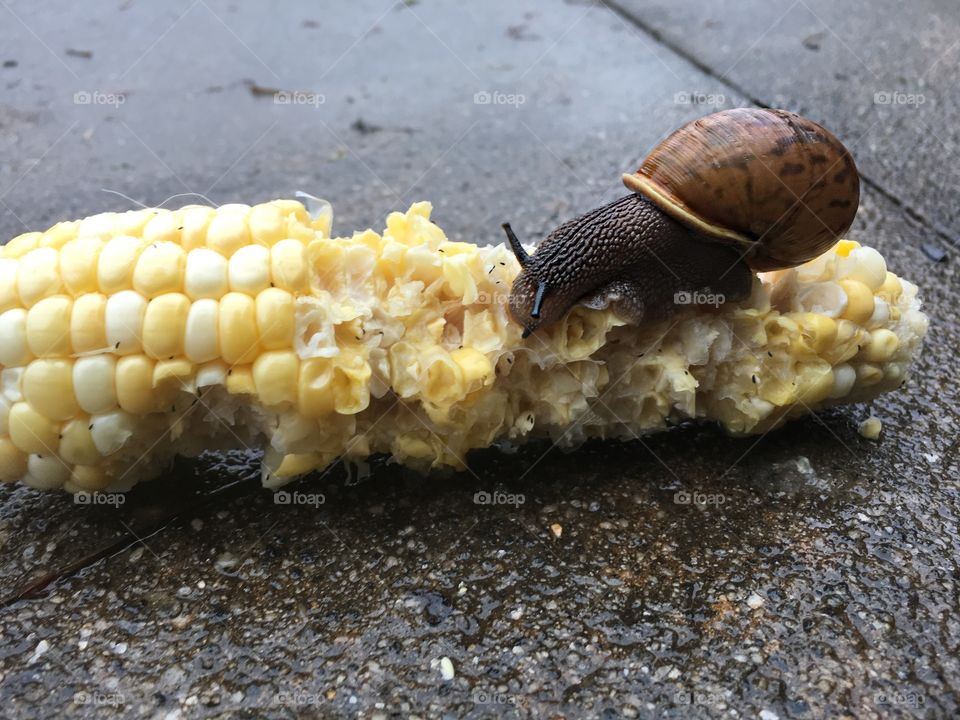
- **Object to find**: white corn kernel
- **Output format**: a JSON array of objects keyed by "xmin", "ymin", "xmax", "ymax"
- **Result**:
[
  {"xmin": 24, "ymin": 454, "xmax": 70, "ymax": 490},
  {"xmin": 184, "ymin": 299, "xmax": 220, "ymax": 364},
  {"xmin": 270, "ymin": 239, "xmax": 309, "ymax": 291},
  {"xmin": 185, "ymin": 248, "xmax": 229, "ymax": 300},
  {"xmin": 60, "ymin": 418, "xmax": 102, "ymax": 466},
  {"xmin": 105, "ymin": 290, "xmax": 148, "ymax": 355},
  {"xmin": 229, "ymin": 245, "xmax": 271, "ymax": 295},
  {"xmin": 0, "ymin": 308, "xmax": 32, "ymax": 367},
  {"xmin": 196, "ymin": 361, "xmax": 228, "ymax": 388},
  {"xmin": 89, "ymin": 411, "xmax": 137, "ymax": 456},
  {"xmin": 73, "ymin": 355, "xmax": 119, "ymax": 414}
]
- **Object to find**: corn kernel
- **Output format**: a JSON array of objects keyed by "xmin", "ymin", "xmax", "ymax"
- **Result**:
[
  {"xmin": 3, "ymin": 232, "xmax": 41, "ymax": 259},
  {"xmin": 838, "ymin": 280, "xmax": 875, "ymax": 326},
  {"xmin": 249, "ymin": 203, "xmax": 286, "ymax": 246},
  {"xmin": 153, "ymin": 358, "xmax": 194, "ymax": 392},
  {"xmin": 26, "ymin": 295, "xmax": 73, "ymax": 357},
  {"xmin": 105, "ymin": 290, "xmax": 147, "ymax": 355},
  {"xmin": 89, "ymin": 410, "xmax": 137, "ymax": 456},
  {"xmin": 253, "ymin": 350, "xmax": 299, "ymax": 406},
  {"xmin": 0, "ymin": 259, "xmax": 20, "ymax": 313},
  {"xmin": 8, "ymin": 402, "xmax": 59, "ymax": 454},
  {"xmin": 18, "ymin": 248, "xmax": 62, "ymax": 306},
  {"xmin": 272, "ymin": 452, "xmax": 325, "ymax": 478},
  {"xmin": 113, "ymin": 209, "xmax": 153, "ymax": 237},
  {"xmin": 59, "ymin": 236, "xmax": 104, "ymax": 294},
  {"xmin": 184, "ymin": 299, "xmax": 220, "ymax": 363},
  {"xmin": 116, "ymin": 355, "xmax": 155, "ymax": 415},
  {"xmin": 219, "ymin": 292, "xmax": 259, "ymax": 364},
  {"xmin": 0, "ymin": 437, "xmax": 27, "ymax": 483},
  {"xmin": 60, "ymin": 418, "xmax": 102, "ymax": 466},
  {"xmin": 0, "ymin": 308, "xmax": 32, "ymax": 367},
  {"xmin": 196, "ymin": 361, "xmax": 228, "ymax": 388},
  {"xmin": 77, "ymin": 212, "xmax": 116, "ymax": 238},
  {"xmin": 25, "ymin": 454, "xmax": 70, "ymax": 490},
  {"xmin": 271, "ymin": 199, "xmax": 309, "ymax": 224},
  {"xmin": 39, "ymin": 221, "xmax": 79, "ymax": 250},
  {"xmin": 23, "ymin": 358, "xmax": 78, "ymax": 420},
  {"xmin": 270, "ymin": 239, "xmax": 309, "ymax": 291},
  {"xmin": 226, "ymin": 366, "xmax": 255, "ymax": 394},
  {"xmin": 2, "ymin": 367, "xmax": 24, "ymax": 402},
  {"xmin": 0, "ymin": 394, "xmax": 9, "ymax": 435},
  {"xmin": 73, "ymin": 355, "xmax": 118, "ymax": 414},
  {"xmin": 856, "ymin": 363, "xmax": 883, "ymax": 386},
  {"xmin": 180, "ymin": 206, "xmax": 215, "ymax": 251},
  {"xmin": 229, "ymin": 244, "xmax": 271, "ymax": 295},
  {"xmin": 828, "ymin": 364, "xmax": 856, "ymax": 398},
  {"xmin": 143, "ymin": 212, "xmax": 181, "ymax": 245},
  {"xmin": 206, "ymin": 211, "xmax": 250, "ymax": 257},
  {"xmin": 794, "ymin": 313, "xmax": 838, "ymax": 355},
  {"xmin": 143, "ymin": 293, "xmax": 190, "ymax": 359},
  {"xmin": 133, "ymin": 241, "xmax": 185, "ymax": 298},
  {"xmin": 332, "ymin": 352, "xmax": 371, "ymax": 414},
  {"xmin": 184, "ymin": 248, "xmax": 228, "ymax": 300},
  {"xmin": 98, "ymin": 235, "xmax": 145, "ymax": 294},
  {"xmin": 298, "ymin": 358, "xmax": 336, "ymax": 417},
  {"xmin": 861, "ymin": 329, "xmax": 899, "ymax": 363},
  {"xmin": 834, "ymin": 239, "xmax": 860, "ymax": 257},
  {"xmin": 70, "ymin": 293, "xmax": 108, "ymax": 354},
  {"xmin": 256, "ymin": 287, "xmax": 295, "ymax": 350},
  {"xmin": 71, "ymin": 465, "xmax": 112, "ymax": 491},
  {"xmin": 878, "ymin": 272, "xmax": 903, "ymax": 306},
  {"xmin": 451, "ymin": 347, "xmax": 494, "ymax": 391}
]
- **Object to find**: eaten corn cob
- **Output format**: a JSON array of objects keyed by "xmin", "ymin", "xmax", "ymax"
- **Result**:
[{"xmin": 0, "ymin": 199, "xmax": 927, "ymax": 493}]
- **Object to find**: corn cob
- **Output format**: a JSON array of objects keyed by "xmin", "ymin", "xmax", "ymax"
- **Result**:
[{"xmin": 0, "ymin": 199, "xmax": 927, "ymax": 493}]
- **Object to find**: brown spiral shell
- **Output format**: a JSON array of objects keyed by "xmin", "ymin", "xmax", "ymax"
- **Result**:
[{"xmin": 622, "ymin": 108, "xmax": 860, "ymax": 271}]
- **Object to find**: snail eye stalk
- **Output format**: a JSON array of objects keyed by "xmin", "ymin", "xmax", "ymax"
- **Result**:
[
  {"xmin": 502, "ymin": 223, "xmax": 529, "ymax": 266},
  {"xmin": 531, "ymin": 281, "xmax": 547, "ymax": 318}
]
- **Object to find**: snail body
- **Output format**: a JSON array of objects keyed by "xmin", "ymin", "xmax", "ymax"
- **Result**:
[{"xmin": 507, "ymin": 108, "xmax": 860, "ymax": 337}]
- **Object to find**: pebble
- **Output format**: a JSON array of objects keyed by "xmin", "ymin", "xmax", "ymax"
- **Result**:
[
  {"xmin": 439, "ymin": 657, "xmax": 455, "ymax": 681},
  {"xmin": 747, "ymin": 593, "xmax": 765, "ymax": 609},
  {"xmin": 859, "ymin": 416, "xmax": 882, "ymax": 440},
  {"xmin": 28, "ymin": 640, "xmax": 50, "ymax": 664},
  {"xmin": 550, "ymin": 523, "xmax": 563, "ymax": 539}
]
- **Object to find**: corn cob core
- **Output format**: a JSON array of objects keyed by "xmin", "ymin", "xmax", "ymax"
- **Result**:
[{"xmin": 0, "ymin": 200, "xmax": 928, "ymax": 493}]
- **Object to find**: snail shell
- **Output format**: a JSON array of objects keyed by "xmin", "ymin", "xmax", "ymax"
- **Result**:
[{"xmin": 622, "ymin": 108, "xmax": 860, "ymax": 271}]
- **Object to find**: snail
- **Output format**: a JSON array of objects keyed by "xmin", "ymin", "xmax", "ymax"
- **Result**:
[{"xmin": 505, "ymin": 108, "xmax": 860, "ymax": 337}]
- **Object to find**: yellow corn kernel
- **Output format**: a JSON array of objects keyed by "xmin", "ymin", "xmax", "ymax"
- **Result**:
[
  {"xmin": 142, "ymin": 293, "xmax": 190, "ymax": 359},
  {"xmin": 70, "ymin": 465, "xmax": 112, "ymax": 491},
  {"xmin": 98, "ymin": 235, "xmax": 145, "ymax": 294},
  {"xmin": 78, "ymin": 212, "xmax": 117, "ymax": 238},
  {"xmin": 332, "ymin": 352, "xmax": 371, "ymax": 414},
  {"xmin": 0, "ymin": 437, "xmax": 27, "ymax": 483},
  {"xmin": 23, "ymin": 358, "xmax": 78, "ymax": 421},
  {"xmin": 26, "ymin": 295, "xmax": 73, "ymax": 357},
  {"xmin": 0, "ymin": 308, "xmax": 32, "ymax": 367},
  {"xmin": 861, "ymin": 329, "xmax": 899, "ymax": 363},
  {"xmin": 271, "ymin": 239, "xmax": 309, "ymax": 291},
  {"xmin": 133, "ymin": 242, "xmax": 186, "ymax": 298},
  {"xmin": 184, "ymin": 299, "xmax": 220, "ymax": 363},
  {"xmin": 8, "ymin": 402, "xmax": 59, "ymax": 454},
  {"xmin": 59, "ymin": 236, "xmax": 104, "ymax": 295},
  {"xmin": 153, "ymin": 357, "xmax": 194, "ymax": 390},
  {"xmin": 0, "ymin": 259, "xmax": 20, "ymax": 313},
  {"xmin": 856, "ymin": 363, "xmax": 883, "ymax": 386},
  {"xmin": 4, "ymin": 232, "xmax": 42, "ymax": 259},
  {"xmin": 180, "ymin": 206, "xmax": 215, "ymax": 251},
  {"xmin": 113, "ymin": 209, "xmax": 153, "ymax": 237},
  {"xmin": 271, "ymin": 199, "xmax": 309, "ymax": 224},
  {"xmin": 40, "ymin": 221, "xmax": 79, "ymax": 250},
  {"xmin": 143, "ymin": 212, "xmax": 181, "ymax": 245},
  {"xmin": 18, "ymin": 248, "xmax": 62, "ymax": 306},
  {"xmin": 272, "ymin": 452, "xmax": 325, "ymax": 478},
  {"xmin": 878, "ymin": 272, "xmax": 903, "ymax": 306},
  {"xmin": 105, "ymin": 290, "xmax": 147, "ymax": 355},
  {"xmin": 794, "ymin": 313, "xmax": 838, "ymax": 355},
  {"xmin": 253, "ymin": 350, "xmax": 299, "ymax": 406},
  {"xmin": 73, "ymin": 355, "xmax": 118, "ymax": 414},
  {"xmin": 226, "ymin": 366, "xmax": 255, "ymax": 395},
  {"xmin": 229, "ymin": 245, "xmax": 271, "ymax": 295},
  {"xmin": 206, "ymin": 211, "xmax": 250, "ymax": 257},
  {"xmin": 255, "ymin": 287, "xmax": 295, "ymax": 350},
  {"xmin": 59, "ymin": 418, "xmax": 101, "ymax": 466},
  {"xmin": 70, "ymin": 293, "xmax": 108, "ymax": 354},
  {"xmin": 249, "ymin": 203, "xmax": 286, "ymax": 246},
  {"xmin": 298, "ymin": 358, "xmax": 336, "ymax": 417},
  {"xmin": 834, "ymin": 239, "xmax": 860, "ymax": 257},
  {"xmin": 184, "ymin": 248, "xmax": 229, "ymax": 300},
  {"xmin": 451, "ymin": 347, "xmax": 494, "ymax": 391},
  {"xmin": 219, "ymin": 292, "xmax": 259, "ymax": 364},
  {"xmin": 116, "ymin": 355, "xmax": 155, "ymax": 415},
  {"xmin": 838, "ymin": 279, "xmax": 875, "ymax": 326},
  {"xmin": 795, "ymin": 362, "xmax": 835, "ymax": 404}
]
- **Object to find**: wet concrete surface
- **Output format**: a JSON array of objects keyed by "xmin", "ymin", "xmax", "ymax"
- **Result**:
[{"xmin": 0, "ymin": 1, "xmax": 957, "ymax": 717}]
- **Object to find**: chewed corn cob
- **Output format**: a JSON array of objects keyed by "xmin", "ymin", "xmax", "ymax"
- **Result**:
[{"xmin": 0, "ymin": 199, "xmax": 927, "ymax": 493}]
